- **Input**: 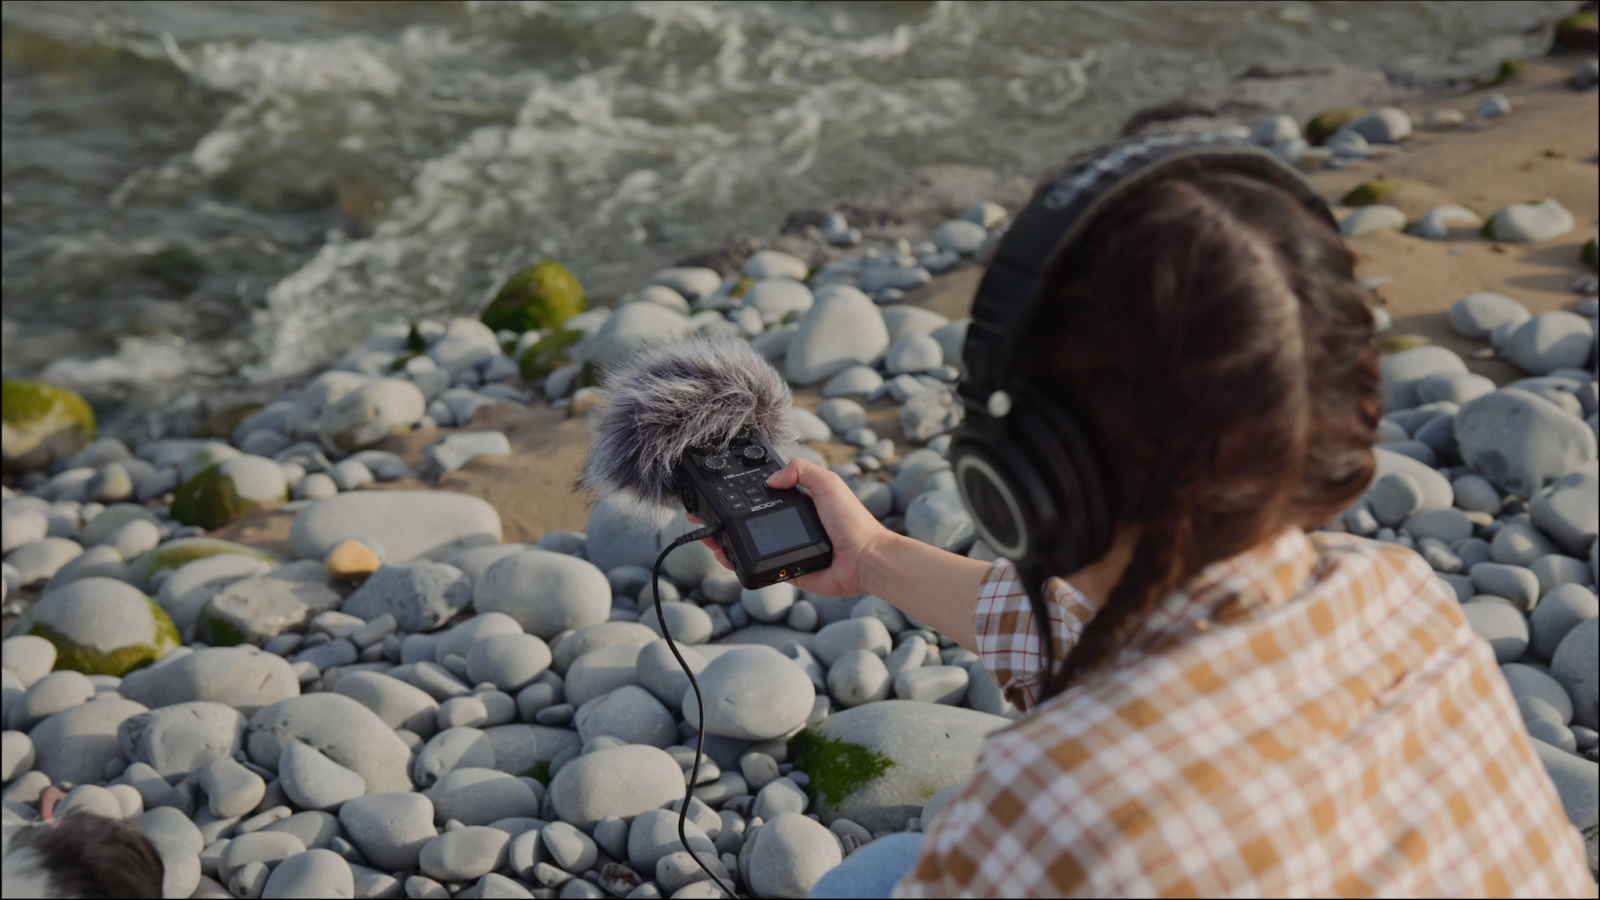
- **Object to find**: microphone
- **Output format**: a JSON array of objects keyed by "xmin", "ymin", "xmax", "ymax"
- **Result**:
[{"xmin": 580, "ymin": 336, "xmax": 833, "ymax": 590}]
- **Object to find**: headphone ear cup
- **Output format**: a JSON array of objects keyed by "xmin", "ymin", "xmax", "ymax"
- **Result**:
[
  {"xmin": 1020, "ymin": 394, "xmax": 1114, "ymax": 567},
  {"xmin": 950, "ymin": 430, "xmax": 1059, "ymax": 565}
]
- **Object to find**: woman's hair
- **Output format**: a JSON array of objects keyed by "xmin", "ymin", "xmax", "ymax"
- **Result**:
[{"xmin": 1016, "ymin": 166, "xmax": 1380, "ymax": 702}]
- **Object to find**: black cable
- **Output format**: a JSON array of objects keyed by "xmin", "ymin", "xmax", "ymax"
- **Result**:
[{"xmin": 654, "ymin": 524, "xmax": 739, "ymax": 899}]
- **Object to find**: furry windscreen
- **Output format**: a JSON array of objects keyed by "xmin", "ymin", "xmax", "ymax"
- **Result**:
[{"xmin": 580, "ymin": 337, "xmax": 798, "ymax": 507}]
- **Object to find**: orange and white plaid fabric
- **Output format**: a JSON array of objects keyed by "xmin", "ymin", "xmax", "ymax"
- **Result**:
[{"xmin": 895, "ymin": 529, "xmax": 1594, "ymax": 898}]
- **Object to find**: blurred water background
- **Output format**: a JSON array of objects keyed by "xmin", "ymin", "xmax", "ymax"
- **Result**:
[{"xmin": 1, "ymin": 0, "xmax": 1570, "ymax": 439}]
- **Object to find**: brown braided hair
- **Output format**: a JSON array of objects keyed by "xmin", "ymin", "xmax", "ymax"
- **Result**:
[{"xmin": 1015, "ymin": 168, "xmax": 1380, "ymax": 702}]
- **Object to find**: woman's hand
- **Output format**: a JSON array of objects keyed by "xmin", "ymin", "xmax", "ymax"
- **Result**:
[{"xmin": 688, "ymin": 458, "xmax": 891, "ymax": 598}]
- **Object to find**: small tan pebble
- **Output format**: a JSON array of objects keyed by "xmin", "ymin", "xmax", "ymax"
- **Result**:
[
  {"xmin": 324, "ymin": 539, "xmax": 380, "ymax": 581},
  {"xmin": 1426, "ymin": 109, "xmax": 1465, "ymax": 129}
]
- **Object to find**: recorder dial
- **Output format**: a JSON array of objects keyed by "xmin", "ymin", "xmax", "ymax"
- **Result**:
[
  {"xmin": 700, "ymin": 454, "xmax": 732, "ymax": 472},
  {"xmin": 741, "ymin": 444, "xmax": 767, "ymax": 464}
]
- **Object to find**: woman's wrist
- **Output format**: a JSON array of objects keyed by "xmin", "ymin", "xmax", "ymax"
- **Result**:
[{"xmin": 857, "ymin": 529, "xmax": 908, "ymax": 601}]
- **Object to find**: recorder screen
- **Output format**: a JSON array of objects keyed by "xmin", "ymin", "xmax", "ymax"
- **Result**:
[{"xmin": 745, "ymin": 506, "xmax": 810, "ymax": 557}]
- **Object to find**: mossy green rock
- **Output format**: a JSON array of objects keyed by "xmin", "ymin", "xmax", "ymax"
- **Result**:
[
  {"xmin": 1305, "ymin": 106, "xmax": 1366, "ymax": 145},
  {"xmin": 483, "ymin": 261, "xmax": 587, "ymax": 334},
  {"xmin": 788, "ymin": 700, "xmax": 1010, "ymax": 833},
  {"xmin": 171, "ymin": 456, "xmax": 289, "ymax": 531},
  {"xmin": 1552, "ymin": 12, "xmax": 1597, "ymax": 52},
  {"xmin": 9, "ymin": 577, "xmax": 179, "ymax": 677},
  {"xmin": 518, "ymin": 327, "xmax": 586, "ymax": 381},
  {"xmin": 1341, "ymin": 179, "xmax": 1406, "ymax": 207},
  {"xmin": 1, "ymin": 380, "xmax": 95, "ymax": 472},
  {"xmin": 124, "ymin": 538, "xmax": 282, "ymax": 591}
]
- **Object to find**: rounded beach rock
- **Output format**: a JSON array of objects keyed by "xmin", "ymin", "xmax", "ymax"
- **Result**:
[
  {"xmin": 548, "ymin": 744, "xmax": 685, "ymax": 830},
  {"xmin": 338, "ymin": 791, "xmax": 438, "ymax": 870},
  {"xmin": 473, "ymin": 550, "xmax": 611, "ymax": 639},
  {"xmin": 784, "ymin": 285, "xmax": 890, "ymax": 385},
  {"xmin": 28, "ymin": 695, "xmax": 148, "ymax": 786},
  {"xmin": 683, "ymin": 646, "xmax": 815, "ymax": 741},
  {"xmin": 745, "ymin": 812, "xmax": 842, "ymax": 899},
  {"xmin": 426, "ymin": 767, "xmax": 541, "ymax": 825},
  {"xmin": 1454, "ymin": 390, "xmax": 1597, "ymax": 498},
  {"xmin": 118, "ymin": 645, "xmax": 298, "ymax": 715},
  {"xmin": 117, "ymin": 700, "xmax": 246, "ymax": 779},
  {"xmin": 288, "ymin": 491, "xmax": 501, "ymax": 563},
  {"xmin": 340, "ymin": 560, "xmax": 474, "ymax": 633},
  {"xmin": 246, "ymin": 693, "xmax": 414, "ymax": 793},
  {"xmin": 11, "ymin": 577, "xmax": 179, "ymax": 677}
]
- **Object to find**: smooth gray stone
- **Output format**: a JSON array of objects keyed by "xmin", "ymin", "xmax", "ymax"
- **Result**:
[
  {"xmin": 1461, "ymin": 600, "xmax": 1529, "ymax": 663},
  {"xmin": 200, "ymin": 757, "xmax": 266, "ymax": 819},
  {"xmin": 565, "ymin": 643, "xmax": 646, "ymax": 707},
  {"xmin": 464, "ymin": 633, "xmax": 553, "ymax": 694},
  {"xmin": 1370, "ymin": 473, "xmax": 1424, "ymax": 527},
  {"xmin": 289, "ymin": 491, "xmax": 501, "ymax": 563},
  {"xmin": 1529, "ymin": 738, "xmax": 1598, "ymax": 839},
  {"xmin": 0, "ymin": 730, "xmax": 34, "ymax": 782},
  {"xmin": 158, "ymin": 554, "xmax": 277, "ymax": 642},
  {"xmin": 894, "ymin": 665, "xmax": 970, "ymax": 705},
  {"xmin": 583, "ymin": 494, "xmax": 716, "ymax": 589},
  {"xmin": 1, "ymin": 635, "xmax": 56, "ymax": 687},
  {"xmin": 437, "ymin": 613, "xmax": 526, "ymax": 664},
  {"xmin": 17, "ymin": 576, "xmax": 174, "ymax": 670},
  {"xmin": 811, "ymin": 618, "xmax": 893, "ymax": 667},
  {"xmin": 1370, "ymin": 448, "xmax": 1454, "ymax": 513},
  {"xmin": 549, "ymin": 745, "xmax": 685, "ymax": 830},
  {"xmin": 1551, "ymin": 617, "xmax": 1599, "ymax": 731},
  {"xmin": 1530, "ymin": 554, "xmax": 1593, "ymax": 598},
  {"xmin": 1468, "ymin": 563, "xmax": 1541, "ymax": 613},
  {"xmin": 120, "ymin": 646, "xmax": 298, "ymax": 716},
  {"xmin": 540, "ymin": 821, "xmax": 598, "ymax": 873},
  {"xmin": 333, "ymin": 672, "xmax": 439, "ymax": 738},
  {"xmin": 1454, "ymin": 390, "xmax": 1598, "ymax": 499},
  {"xmin": 785, "ymin": 285, "xmax": 889, "ymax": 386},
  {"xmin": 219, "ymin": 831, "xmax": 306, "ymax": 884},
  {"xmin": 5, "ymin": 537, "xmax": 85, "ymax": 587},
  {"xmin": 11, "ymin": 670, "xmax": 95, "ymax": 733},
  {"xmin": 1451, "ymin": 474, "xmax": 1503, "ymax": 515},
  {"xmin": 339, "ymin": 792, "xmax": 437, "ymax": 870},
  {"xmin": 817, "ymin": 399, "xmax": 867, "ymax": 435},
  {"xmin": 1491, "ymin": 521, "xmax": 1559, "ymax": 568},
  {"xmin": 262, "ymin": 811, "xmax": 340, "ymax": 851},
  {"xmin": 414, "ymin": 727, "xmax": 495, "ymax": 787},
  {"xmin": 117, "ymin": 700, "xmax": 245, "ymax": 780},
  {"xmin": 1530, "ymin": 583, "xmax": 1599, "ymax": 660},
  {"xmin": 247, "ymin": 694, "xmax": 414, "ymax": 793},
  {"xmin": 628, "ymin": 808, "xmax": 715, "ymax": 875},
  {"xmin": 904, "ymin": 489, "xmax": 974, "ymax": 552},
  {"xmin": 27, "ymin": 695, "xmax": 147, "ymax": 785},
  {"xmin": 635, "ymin": 640, "xmax": 707, "ymax": 708},
  {"xmin": 427, "ymin": 768, "xmax": 541, "ymax": 826},
  {"xmin": 136, "ymin": 805, "xmax": 206, "ymax": 899},
  {"xmin": 821, "ymin": 366, "xmax": 883, "ymax": 399},
  {"xmin": 279, "ymin": 742, "xmax": 366, "ymax": 812},
  {"xmin": 741, "ymin": 583, "xmax": 797, "ymax": 624},
  {"xmin": 1504, "ymin": 312, "xmax": 1594, "ymax": 376},
  {"xmin": 638, "ymin": 602, "xmax": 712, "ymax": 646},
  {"xmin": 744, "ymin": 812, "xmax": 841, "ymax": 899},
  {"xmin": 655, "ymin": 850, "xmax": 729, "ymax": 895},
  {"xmin": 199, "ymin": 567, "xmax": 342, "ymax": 646},
  {"xmin": 683, "ymin": 646, "xmax": 814, "ymax": 741},
  {"xmin": 1502, "ymin": 663, "xmax": 1574, "ymax": 725},
  {"xmin": 752, "ymin": 776, "xmax": 808, "ymax": 821},
  {"xmin": 475, "ymin": 551, "xmax": 611, "ymax": 641},
  {"xmin": 574, "ymin": 685, "xmax": 675, "ymax": 749},
  {"xmin": 1530, "ymin": 471, "xmax": 1599, "ymax": 557},
  {"xmin": 261, "ymin": 848, "xmax": 354, "ymax": 899},
  {"xmin": 1380, "ymin": 346, "xmax": 1468, "ymax": 412},
  {"xmin": 1415, "ymin": 372, "xmax": 1495, "ymax": 407},
  {"xmin": 483, "ymin": 725, "xmax": 579, "ymax": 780},
  {"xmin": 1448, "ymin": 292, "xmax": 1529, "ymax": 341},
  {"xmin": 419, "ymin": 826, "xmax": 510, "ymax": 882},
  {"xmin": 1402, "ymin": 508, "xmax": 1473, "ymax": 545},
  {"xmin": 827, "ymin": 650, "xmax": 891, "ymax": 709}
]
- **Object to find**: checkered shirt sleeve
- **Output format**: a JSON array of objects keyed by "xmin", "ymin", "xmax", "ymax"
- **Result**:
[
  {"xmin": 894, "ymin": 531, "xmax": 1595, "ymax": 898},
  {"xmin": 971, "ymin": 559, "xmax": 1101, "ymax": 712}
]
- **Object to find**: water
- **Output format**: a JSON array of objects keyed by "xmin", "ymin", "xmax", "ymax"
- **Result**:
[{"xmin": 1, "ymin": 0, "xmax": 1568, "ymax": 440}]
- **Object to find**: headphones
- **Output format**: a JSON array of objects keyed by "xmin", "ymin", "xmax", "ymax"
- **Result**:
[{"xmin": 951, "ymin": 133, "xmax": 1335, "ymax": 579}]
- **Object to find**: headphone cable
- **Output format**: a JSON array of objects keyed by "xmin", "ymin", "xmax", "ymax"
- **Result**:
[{"xmin": 653, "ymin": 526, "xmax": 739, "ymax": 898}]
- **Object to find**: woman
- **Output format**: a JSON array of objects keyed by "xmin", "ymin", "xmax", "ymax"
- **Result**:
[{"xmin": 704, "ymin": 142, "xmax": 1593, "ymax": 896}]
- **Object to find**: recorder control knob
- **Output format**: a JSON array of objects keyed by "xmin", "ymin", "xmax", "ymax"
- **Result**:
[
  {"xmin": 741, "ymin": 444, "xmax": 767, "ymax": 463},
  {"xmin": 700, "ymin": 455, "xmax": 731, "ymax": 472}
]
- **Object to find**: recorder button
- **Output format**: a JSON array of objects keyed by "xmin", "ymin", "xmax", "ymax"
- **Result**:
[{"xmin": 743, "ymin": 487, "xmax": 762, "ymax": 496}]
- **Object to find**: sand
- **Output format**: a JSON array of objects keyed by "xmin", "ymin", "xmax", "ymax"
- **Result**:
[{"xmin": 215, "ymin": 57, "xmax": 1599, "ymax": 552}]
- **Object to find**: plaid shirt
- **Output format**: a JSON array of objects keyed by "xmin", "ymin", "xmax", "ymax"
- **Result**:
[{"xmin": 894, "ymin": 529, "xmax": 1594, "ymax": 898}]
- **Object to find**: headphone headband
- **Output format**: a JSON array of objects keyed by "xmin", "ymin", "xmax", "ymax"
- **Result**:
[{"xmin": 959, "ymin": 134, "xmax": 1334, "ymax": 408}]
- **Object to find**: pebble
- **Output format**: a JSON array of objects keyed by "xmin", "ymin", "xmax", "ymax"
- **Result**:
[
  {"xmin": 262, "ymin": 811, "xmax": 339, "ymax": 851},
  {"xmin": 421, "ymin": 767, "xmax": 540, "ymax": 827},
  {"xmin": 1451, "ymin": 474, "xmax": 1503, "ymax": 515},
  {"xmin": 1529, "ymin": 583, "xmax": 1599, "ymax": 661},
  {"xmin": 741, "ymin": 583, "xmax": 797, "ymax": 623},
  {"xmin": 894, "ymin": 665, "xmax": 970, "ymax": 705},
  {"xmin": 745, "ymin": 279, "xmax": 814, "ymax": 324},
  {"xmin": 198, "ymin": 756, "xmax": 265, "ymax": 819},
  {"xmin": 426, "ymin": 318, "xmax": 500, "ymax": 376},
  {"xmin": 117, "ymin": 700, "xmax": 246, "ymax": 779},
  {"xmin": 55, "ymin": 782, "xmax": 125, "ymax": 819},
  {"xmin": 1530, "ymin": 472, "xmax": 1599, "ymax": 557},
  {"xmin": 159, "ymin": 554, "xmax": 278, "ymax": 641},
  {"xmin": 1552, "ymin": 617, "xmax": 1599, "ymax": 731},
  {"xmin": 330, "ymin": 459, "xmax": 375, "ymax": 492},
  {"xmin": 1448, "ymin": 292, "xmax": 1529, "ymax": 340},
  {"xmin": 905, "ymin": 489, "xmax": 975, "ymax": 551},
  {"xmin": 1476, "ymin": 92, "xmax": 1511, "ymax": 117},
  {"xmin": 639, "ymin": 602, "xmax": 713, "ymax": 645},
  {"xmin": 787, "ymin": 407, "xmax": 831, "ymax": 443},
  {"xmin": 1415, "ymin": 373, "xmax": 1495, "ymax": 407},
  {"xmin": 1402, "ymin": 508, "xmax": 1473, "ymax": 545},
  {"xmin": 343, "ymin": 560, "xmax": 475, "ymax": 633},
  {"xmin": 1339, "ymin": 205, "xmax": 1405, "ymax": 237},
  {"xmin": 200, "ymin": 567, "xmax": 341, "ymax": 646},
  {"xmin": 565, "ymin": 642, "xmax": 646, "ymax": 707},
  {"xmin": 219, "ymin": 831, "xmax": 307, "ymax": 885},
  {"xmin": 1369, "ymin": 472, "xmax": 1424, "ymax": 527},
  {"xmin": 629, "ymin": 808, "xmax": 716, "ymax": 874},
  {"xmin": 885, "ymin": 334, "xmax": 943, "ymax": 375},
  {"xmin": 816, "ymin": 398, "xmax": 867, "ymax": 434},
  {"xmin": 550, "ymin": 744, "xmax": 685, "ymax": 830},
  {"xmin": 338, "ymin": 791, "xmax": 438, "ymax": 870},
  {"xmin": 794, "ymin": 701, "xmax": 1009, "ymax": 832},
  {"xmin": 649, "ymin": 268, "xmax": 722, "ymax": 302},
  {"xmin": 933, "ymin": 219, "xmax": 987, "ymax": 254},
  {"xmin": 743, "ymin": 813, "xmax": 841, "ymax": 899},
  {"xmin": 899, "ymin": 389, "xmax": 963, "ymax": 442},
  {"xmin": 1380, "ymin": 345, "xmax": 1470, "ymax": 413},
  {"xmin": 1502, "ymin": 663, "xmax": 1573, "ymax": 726},
  {"xmin": 119, "ymin": 645, "xmax": 298, "ymax": 717},
  {"xmin": 588, "ymin": 303, "xmax": 697, "ymax": 368},
  {"xmin": 5, "ymin": 536, "xmax": 84, "ymax": 587},
  {"xmin": 786, "ymin": 600, "xmax": 819, "ymax": 633},
  {"xmin": 827, "ymin": 650, "xmax": 892, "ymax": 708},
  {"xmin": 248, "ymin": 693, "xmax": 415, "ymax": 793},
  {"xmin": 685, "ymin": 646, "xmax": 815, "ymax": 741},
  {"xmin": 821, "ymin": 366, "xmax": 883, "ymax": 399},
  {"xmin": 656, "ymin": 850, "xmax": 729, "ymax": 895},
  {"xmin": 1412, "ymin": 204, "xmax": 1483, "ymax": 240},
  {"xmin": 575, "ymin": 685, "xmax": 677, "ymax": 749},
  {"xmin": 419, "ymin": 826, "xmax": 510, "ymax": 882},
  {"xmin": 541, "ymin": 821, "xmax": 599, "ymax": 872},
  {"xmin": 1460, "ymin": 600, "xmax": 1529, "ymax": 663},
  {"xmin": 1504, "ymin": 312, "xmax": 1595, "ymax": 375},
  {"xmin": 785, "ymin": 285, "xmax": 890, "ymax": 385},
  {"xmin": 1, "ymin": 635, "xmax": 56, "ymax": 688},
  {"xmin": 812, "ymin": 617, "xmax": 893, "ymax": 667},
  {"xmin": 1, "ymin": 730, "xmax": 34, "ymax": 781},
  {"xmin": 635, "ymin": 640, "xmax": 707, "ymax": 708},
  {"xmin": 423, "ymin": 431, "xmax": 512, "ymax": 475},
  {"xmin": 10, "ymin": 669, "xmax": 93, "ymax": 732},
  {"xmin": 1455, "ymin": 391, "xmax": 1597, "ymax": 498},
  {"xmin": 1530, "ymin": 554, "xmax": 1591, "ymax": 597},
  {"xmin": 296, "ymin": 473, "xmax": 338, "ymax": 501},
  {"xmin": 288, "ymin": 490, "xmax": 501, "ymax": 564},
  {"xmin": 459, "ymin": 633, "xmax": 552, "ymax": 694},
  {"xmin": 1486, "ymin": 198, "xmax": 1574, "ymax": 243},
  {"xmin": 1491, "ymin": 522, "xmax": 1559, "ymax": 568},
  {"xmin": 279, "ymin": 742, "xmax": 367, "ymax": 811}
]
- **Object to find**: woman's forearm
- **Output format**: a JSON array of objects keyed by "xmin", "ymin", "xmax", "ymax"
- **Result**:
[{"xmin": 860, "ymin": 532, "xmax": 991, "ymax": 653}]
